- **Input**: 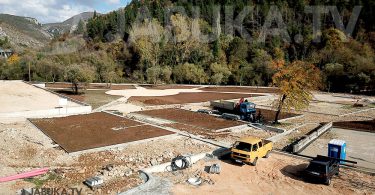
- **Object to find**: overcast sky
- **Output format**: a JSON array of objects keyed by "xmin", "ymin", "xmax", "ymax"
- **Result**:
[{"xmin": 0, "ymin": 0, "xmax": 131, "ymax": 23}]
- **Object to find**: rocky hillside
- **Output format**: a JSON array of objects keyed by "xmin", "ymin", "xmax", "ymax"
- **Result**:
[
  {"xmin": 0, "ymin": 14, "xmax": 51, "ymax": 49},
  {"xmin": 0, "ymin": 12, "xmax": 96, "ymax": 50},
  {"xmin": 43, "ymin": 12, "xmax": 96, "ymax": 36}
]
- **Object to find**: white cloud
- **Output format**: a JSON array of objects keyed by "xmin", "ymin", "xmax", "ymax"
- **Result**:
[
  {"xmin": 106, "ymin": 0, "xmax": 121, "ymax": 4},
  {"xmin": 0, "ymin": 0, "xmax": 94, "ymax": 23}
]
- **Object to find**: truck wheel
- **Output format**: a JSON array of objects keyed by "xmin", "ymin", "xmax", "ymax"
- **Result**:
[
  {"xmin": 325, "ymin": 178, "xmax": 331, "ymax": 186},
  {"xmin": 264, "ymin": 151, "xmax": 270, "ymax": 158},
  {"xmin": 251, "ymin": 157, "xmax": 258, "ymax": 166}
]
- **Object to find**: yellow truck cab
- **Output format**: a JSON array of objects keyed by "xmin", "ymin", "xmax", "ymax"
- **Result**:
[{"xmin": 230, "ymin": 137, "xmax": 273, "ymax": 166}]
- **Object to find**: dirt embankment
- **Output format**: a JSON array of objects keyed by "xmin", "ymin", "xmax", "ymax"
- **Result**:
[
  {"xmin": 129, "ymin": 92, "xmax": 262, "ymax": 105},
  {"xmin": 30, "ymin": 112, "xmax": 174, "ymax": 153},
  {"xmin": 201, "ymin": 86, "xmax": 280, "ymax": 93}
]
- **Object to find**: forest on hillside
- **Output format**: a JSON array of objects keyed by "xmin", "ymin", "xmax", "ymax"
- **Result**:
[{"xmin": 0, "ymin": 0, "xmax": 374, "ymax": 94}]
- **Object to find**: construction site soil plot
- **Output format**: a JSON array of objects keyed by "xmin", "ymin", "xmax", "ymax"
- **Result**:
[
  {"xmin": 333, "ymin": 119, "xmax": 375, "ymax": 132},
  {"xmin": 136, "ymin": 108, "xmax": 243, "ymax": 130},
  {"xmin": 129, "ymin": 92, "xmax": 262, "ymax": 105},
  {"xmin": 257, "ymin": 108, "xmax": 301, "ymax": 122},
  {"xmin": 30, "ymin": 112, "xmax": 174, "ymax": 153},
  {"xmin": 201, "ymin": 86, "xmax": 279, "ymax": 93}
]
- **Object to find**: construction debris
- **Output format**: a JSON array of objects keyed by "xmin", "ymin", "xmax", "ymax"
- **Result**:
[
  {"xmin": 84, "ymin": 177, "xmax": 103, "ymax": 189},
  {"xmin": 171, "ymin": 155, "xmax": 192, "ymax": 171},
  {"xmin": 208, "ymin": 164, "xmax": 221, "ymax": 174},
  {"xmin": 187, "ymin": 177, "xmax": 202, "ymax": 186}
]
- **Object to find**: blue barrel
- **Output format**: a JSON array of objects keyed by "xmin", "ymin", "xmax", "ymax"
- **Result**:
[{"xmin": 328, "ymin": 139, "xmax": 346, "ymax": 164}]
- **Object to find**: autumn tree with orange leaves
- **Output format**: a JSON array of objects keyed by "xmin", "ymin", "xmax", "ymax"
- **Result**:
[{"xmin": 272, "ymin": 60, "xmax": 322, "ymax": 123}]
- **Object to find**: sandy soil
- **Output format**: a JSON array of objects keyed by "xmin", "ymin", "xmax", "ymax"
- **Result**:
[
  {"xmin": 30, "ymin": 112, "xmax": 174, "ymax": 153},
  {"xmin": 0, "ymin": 81, "xmax": 81, "ymax": 113},
  {"xmin": 96, "ymin": 98, "xmax": 144, "ymax": 113},
  {"xmin": 171, "ymin": 153, "xmax": 375, "ymax": 195},
  {"xmin": 215, "ymin": 129, "xmax": 276, "ymax": 144}
]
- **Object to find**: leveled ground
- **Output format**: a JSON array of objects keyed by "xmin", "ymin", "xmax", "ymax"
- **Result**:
[
  {"xmin": 201, "ymin": 86, "xmax": 279, "ymax": 93},
  {"xmin": 0, "ymin": 81, "xmax": 81, "ymax": 113},
  {"xmin": 129, "ymin": 92, "xmax": 262, "ymax": 105},
  {"xmin": 136, "ymin": 108, "xmax": 243, "ymax": 130},
  {"xmin": 169, "ymin": 153, "xmax": 375, "ymax": 195},
  {"xmin": 30, "ymin": 112, "xmax": 174, "ymax": 153}
]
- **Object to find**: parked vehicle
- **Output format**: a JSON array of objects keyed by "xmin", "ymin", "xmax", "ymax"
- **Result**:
[
  {"xmin": 230, "ymin": 137, "xmax": 273, "ymax": 166},
  {"xmin": 211, "ymin": 98, "xmax": 257, "ymax": 122},
  {"xmin": 304, "ymin": 155, "xmax": 356, "ymax": 185}
]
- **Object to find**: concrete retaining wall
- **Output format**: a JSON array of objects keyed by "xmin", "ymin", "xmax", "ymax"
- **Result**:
[
  {"xmin": 249, "ymin": 123, "xmax": 285, "ymax": 133},
  {"xmin": 292, "ymin": 122, "xmax": 333, "ymax": 153}
]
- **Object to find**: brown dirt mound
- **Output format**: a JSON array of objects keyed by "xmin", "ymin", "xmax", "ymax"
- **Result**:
[
  {"xmin": 201, "ymin": 86, "xmax": 279, "ymax": 93},
  {"xmin": 137, "ymin": 108, "xmax": 243, "ymax": 130},
  {"xmin": 129, "ymin": 92, "xmax": 262, "ymax": 105},
  {"xmin": 30, "ymin": 112, "xmax": 174, "ymax": 153},
  {"xmin": 333, "ymin": 119, "xmax": 375, "ymax": 132}
]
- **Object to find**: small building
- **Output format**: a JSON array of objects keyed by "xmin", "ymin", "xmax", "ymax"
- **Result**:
[{"xmin": 0, "ymin": 48, "xmax": 13, "ymax": 59}]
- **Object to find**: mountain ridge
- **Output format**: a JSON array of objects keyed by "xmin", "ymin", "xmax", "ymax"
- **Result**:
[{"xmin": 0, "ymin": 12, "xmax": 97, "ymax": 50}]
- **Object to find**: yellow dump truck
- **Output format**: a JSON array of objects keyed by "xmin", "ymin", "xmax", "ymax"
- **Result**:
[{"xmin": 230, "ymin": 137, "xmax": 273, "ymax": 166}]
